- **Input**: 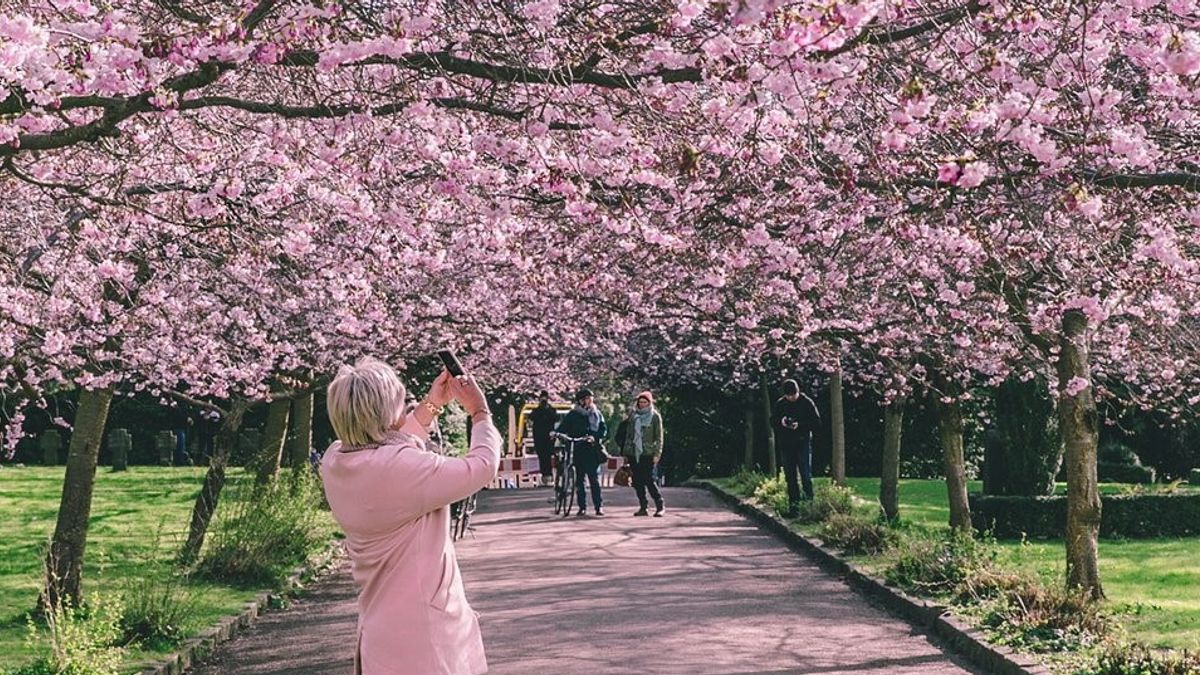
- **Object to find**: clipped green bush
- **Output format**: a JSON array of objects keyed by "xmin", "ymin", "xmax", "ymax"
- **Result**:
[
  {"xmin": 1097, "ymin": 462, "xmax": 1156, "ymax": 484},
  {"xmin": 818, "ymin": 513, "xmax": 899, "ymax": 555},
  {"xmin": 969, "ymin": 493, "xmax": 1200, "ymax": 539},
  {"xmin": 884, "ymin": 530, "xmax": 996, "ymax": 596},
  {"xmin": 197, "ymin": 470, "xmax": 330, "ymax": 585}
]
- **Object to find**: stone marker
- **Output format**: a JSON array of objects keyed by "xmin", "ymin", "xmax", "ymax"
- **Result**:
[
  {"xmin": 109, "ymin": 428, "xmax": 131, "ymax": 472},
  {"xmin": 40, "ymin": 430, "xmax": 62, "ymax": 466},
  {"xmin": 155, "ymin": 430, "xmax": 175, "ymax": 466}
]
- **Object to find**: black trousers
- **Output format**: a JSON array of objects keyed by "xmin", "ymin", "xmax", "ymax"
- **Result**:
[
  {"xmin": 632, "ymin": 456, "xmax": 663, "ymax": 509},
  {"xmin": 534, "ymin": 435, "xmax": 554, "ymax": 477},
  {"xmin": 780, "ymin": 436, "xmax": 814, "ymax": 504}
]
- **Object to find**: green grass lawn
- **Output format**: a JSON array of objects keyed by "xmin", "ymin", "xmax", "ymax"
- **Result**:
[
  {"xmin": 716, "ymin": 474, "xmax": 1200, "ymax": 651},
  {"xmin": 0, "ymin": 466, "xmax": 335, "ymax": 673}
]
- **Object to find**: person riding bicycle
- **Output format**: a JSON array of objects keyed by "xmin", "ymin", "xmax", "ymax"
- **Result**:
[{"xmin": 555, "ymin": 388, "xmax": 608, "ymax": 516}]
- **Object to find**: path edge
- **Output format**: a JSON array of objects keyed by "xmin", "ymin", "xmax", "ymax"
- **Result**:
[
  {"xmin": 685, "ymin": 480, "xmax": 1051, "ymax": 675},
  {"xmin": 136, "ymin": 540, "xmax": 345, "ymax": 675}
]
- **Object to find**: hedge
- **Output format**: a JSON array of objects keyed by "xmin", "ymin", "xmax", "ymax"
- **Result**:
[
  {"xmin": 1191, "ymin": 468, "xmax": 1200, "ymax": 485},
  {"xmin": 969, "ymin": 493, "xmax": 1200, "ymax": 539},
  {"xmin": 1097, "ymin": 461, "xmax": 1156, "ymax": 484}
]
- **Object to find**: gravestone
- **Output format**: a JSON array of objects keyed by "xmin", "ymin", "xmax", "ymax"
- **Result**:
[
  {"xmin": 155, "ymin": 431, "xmax": 175, "ymax": 466},
  {"xmin": 108, "ymin": 428, "xmax": 131, "ymax": 472},
  {"xmin": 40, "ymin": 430, "xmax": 62, "ymax": 466}
]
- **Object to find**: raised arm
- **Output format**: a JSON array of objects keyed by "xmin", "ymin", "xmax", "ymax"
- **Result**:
[{"xmin": 414, "ymin": 415, "xmax": 500, "ymax": 512}]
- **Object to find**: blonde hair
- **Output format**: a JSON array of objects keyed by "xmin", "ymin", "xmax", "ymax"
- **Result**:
[{"xmin": 326, "ymin": 357, "xmax": 407, "ymax": 447}]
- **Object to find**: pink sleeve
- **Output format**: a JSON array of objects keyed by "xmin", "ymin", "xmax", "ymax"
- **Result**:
[{"xmin": 415, "ymin": 418, "xmax": 501, "ymax": 513}]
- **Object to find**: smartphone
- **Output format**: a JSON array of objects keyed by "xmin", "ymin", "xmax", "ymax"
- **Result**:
[{"xmin": 437, "ymin": 349, "xmax": 465, "ymax": 377}]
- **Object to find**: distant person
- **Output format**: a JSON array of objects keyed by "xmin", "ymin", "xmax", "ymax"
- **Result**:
[
  {"xmin": 622, "ymin": 391, "xmax": 665, "ymax": 517},
  {"xmin": 556, "ymin": 388, "xmax": 608, "ymax": 516},
  {"xmin": 196, "ymin": 408, "xmax": 221, "ymax": 464},
  {"xmin": 771, "ymin": 379, "xmax": 821, "ymax": 513},
  {"xmin": 320, "ymin": 357, "xmax": 498, "ymax": 675},
  {"xmin": 170, "ymin": 405, "xmax": 193, "ymax": 466},
  {"xmin": 530, "ymin": 390, "xmax": 559, "ymax": 486}
]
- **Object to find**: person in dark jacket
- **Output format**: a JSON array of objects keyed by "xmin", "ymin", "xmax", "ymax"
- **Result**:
[
  {"xmin": 771, "ymin": 379, "xmax": 821, "ymax": 512},
  {"xmin": 555, "ymin": 388, "xmax": 608, "ymax": 516},
  {"xmin": 529, "ymin": 391, "xmax": 559, "ymax": 486}
]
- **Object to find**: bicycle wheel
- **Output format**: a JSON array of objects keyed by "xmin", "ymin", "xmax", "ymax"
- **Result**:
[
  {"xmin": 564, "ymin": 464, "xmax": 576, "ymax": 517},
  {"xmin": 553, "ymin": 466, "xmax": 567, "ymax": 515}
]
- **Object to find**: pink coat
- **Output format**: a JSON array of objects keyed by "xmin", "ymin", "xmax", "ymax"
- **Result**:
[{"xmin": 320, "ymin": 416, "xmax": 501, "ymax": 674}]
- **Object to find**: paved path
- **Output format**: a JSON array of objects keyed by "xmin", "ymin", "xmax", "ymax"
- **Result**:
[{"xmin": 190, "ymin": 487, "xmax": 982, "ymax": 675}]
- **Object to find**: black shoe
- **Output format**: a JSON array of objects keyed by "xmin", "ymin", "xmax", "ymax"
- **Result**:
[
  {"xmin": 575, "ymin": 508, "xmax": 586, "ymax": 516},
  {"xmin": 633, "ymin": 508, "xmax": 649, "ymax": 516},
  {"xmin": 595, "ymin": 508, "xmax": 605, "ymax": 516},
  {"xmin": 653, "ymin": 505, "xmax": 665, "ymax": 517}
]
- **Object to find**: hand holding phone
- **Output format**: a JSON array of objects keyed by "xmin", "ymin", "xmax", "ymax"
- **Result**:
[{"xmin": 437, "ymin": 349, "xmax": 465, "ymax": 377}]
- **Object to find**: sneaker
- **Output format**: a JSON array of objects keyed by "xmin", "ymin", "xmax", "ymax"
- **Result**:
[
  {"xmin": 575, "ymin": 508, "xmax": 586, "ymax": 516},
  {"xmin": 633, "ymin": 508, "xmax": 649, "ymax": 516},
  {"xmin": 595, "ymin": 508, "xmax": 605, "ymax": 517},
  {"xmin": 653, "ymin": 506, "xmax": 665, "ymax": 517}
]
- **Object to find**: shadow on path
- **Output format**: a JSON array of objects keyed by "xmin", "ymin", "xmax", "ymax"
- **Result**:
[{"xmin": 189, "ymin": 487, "xmax": 984, "ymax": 675}]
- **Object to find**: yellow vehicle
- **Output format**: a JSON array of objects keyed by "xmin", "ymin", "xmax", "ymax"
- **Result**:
[{"xmin": 511, "ymin": 401, "xmax": 572, "ymax": 457}]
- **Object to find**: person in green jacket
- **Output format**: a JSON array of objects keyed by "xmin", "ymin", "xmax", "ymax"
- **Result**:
[{"xmin": 622, "ymin": 391, "xmax": 665, "ymax": 517}]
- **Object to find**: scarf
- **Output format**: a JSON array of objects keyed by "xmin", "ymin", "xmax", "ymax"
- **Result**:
[
  {"xmin": 632, "ymin": 407, "xmax": 653, "ymax": 457},
  {"xmin": 575, "ymin": 403, "xmax": 602, "ymax": 434}
]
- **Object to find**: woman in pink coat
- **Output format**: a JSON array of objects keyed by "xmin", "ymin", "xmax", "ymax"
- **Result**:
[{"xmin": 320, "ymin": 357, "xmax": 500, "ymax": 674}]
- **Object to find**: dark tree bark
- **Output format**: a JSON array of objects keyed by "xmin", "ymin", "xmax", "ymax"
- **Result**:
[
  {"xmin": 744, "ymin": 405, "xmax": 755, "ymax": 470},
  {"xmin": 288, "ymin": 392, "xmax": 314, "ymax": 469},
  {"xmin": 43, "ymin": 387, "xmax": 114, "ymax": 609},
  {"xmin": 830, "ymin": 368, "xmax": 846, "ymax": 486},
  {"xmin": 1056, "ymin": 310, "xmax": 1104, "ymax": 599},
  {"xmin": 934, "ymin": 377, "xmax": 972, "ymax": 530},
  {"xmin": 180, "ymin": 400, "xmax": 249, "ymax": 564},
  {"xmin": 254, "ymin": 398, "xmax": 290, "ymax": 485},
  {"xmin": 761, "ymin": 375, "xmax": 776, "ymax": 476},
  {"xmin": 880, "ymin": 400, "xmax": 905, "ymax": 521}
]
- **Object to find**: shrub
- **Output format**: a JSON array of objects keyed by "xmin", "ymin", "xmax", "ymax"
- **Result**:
[
  {"xmin": 1080, "ymin": 644, "xmax": 1200, "ymax": 675},
  {"xmin": 12, "ymin": 594, "xmax": 125, "ymax": 675},
  {"xmin": 884, "ymin": 530, "xmax": 996, "ymax": 596},
  {"xmin": 752, "ymin": 475, "xmax": 791, "ymax": 516},
  {"xmin": 1097, "ymin": 462, "xmax": 1156, "ymax": 484},
  {"xmin": 969, "ymin": 493, "xmax": 1200, "ymax": 539},
  {"xmin": 197, "ymin": 469, "xmax": 330, "ymax": 585},
  {"xmin": 974, "ymin": 575, "xmax": 1108, "ymax": 653},
  {"xmin": 120, "ymin": 568, "xmax": 198, "ymax": 650},
  {"xmin": 819, "ymin": 513, "xmax": 899, "ymax": 555},
  {"xmin": 794, "ymin": 483, "xmax": 855, "ymax": 523},
  {"xmin": 728, "ymin": 468, "xmax": 766, "ymax": 496}
]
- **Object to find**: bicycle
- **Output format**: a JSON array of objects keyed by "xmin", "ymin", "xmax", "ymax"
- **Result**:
[
  {"xmin": 552, "ymin": 435, "xmax": 588, "ymax": 517},
  {"xmin": 450, "ymin": 492, "xmax": 478, "ymax": 541}
]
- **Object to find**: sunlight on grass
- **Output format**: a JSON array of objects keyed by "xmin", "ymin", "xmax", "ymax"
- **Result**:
[{"xmin": 0, "ymin": 466, "xmax": 335, "ymax": 672}]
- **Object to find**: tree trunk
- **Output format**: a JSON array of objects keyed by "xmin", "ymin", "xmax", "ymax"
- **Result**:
[
  {"xmin": 254, "ymin": 398, "xmax": 290, "ymax": 485},
  {"xmin": 744, "ymin": 405, "xmax": 755, "ymax": 469},
  {"xmin": 288, "ymin": 392, "xmax": 314, "ymax": 469},
  {"xmin": 1056, "ymin": 310, "xmax": 1104, "ymax": 599},
  {"xmin": 935, "ymin": 379, "xmax": 972, "ymax": 530},
  {"xmin": 880, "ymin": 400, "xmax": 905, "ymax": 521},
  {"xmin": 830, "ymin": 368, "xmax": 846, "ymax": 485},
  {"xmin": 761, "ymin": 375, "xmax": 776, "ymax": 476},
  {"xmin": 43, "ymin": 387, "xmax": 114, "ymax": 610},
  {"xmin": 180, "ymin": 400, "xmax": 248, "ymax": 564}
]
